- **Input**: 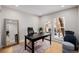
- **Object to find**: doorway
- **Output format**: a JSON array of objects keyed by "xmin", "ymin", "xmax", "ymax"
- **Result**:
[{"xmin": 53, "ymin": 17, "xmax": 65, "ymax": 41}]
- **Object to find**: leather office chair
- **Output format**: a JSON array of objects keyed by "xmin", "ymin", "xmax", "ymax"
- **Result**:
[
  {"xmin": 39, "ymin": 27, "xmax": 43, "ymax": 34},
  {"xmin": 27, "ymin": 27, "xmax": 35, "ymax": 45},
  {"xmin": 27, "ymin": 27, "xmax": 34, "ymax": 36}
]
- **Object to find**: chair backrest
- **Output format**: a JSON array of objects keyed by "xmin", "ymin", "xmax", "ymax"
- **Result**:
[
  {"xmin": 65, "ymin": 31, "xmax": 74, "ymax": 35},
  {"xmin": 64, "ymin": 35, "xmax": 76, "ymax": 45},
  {"xmin": 39, "ymin": 27, "xmax": 43, "ymax": 33},
  {"xmin": 27, "ymin": 27, "xmax": 34, "ymax": 35}
]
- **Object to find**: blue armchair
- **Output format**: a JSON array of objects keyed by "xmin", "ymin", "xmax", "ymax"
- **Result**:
[{"xmin": 63, "ymin": 31, "xmax": 77, "ymax": 53}]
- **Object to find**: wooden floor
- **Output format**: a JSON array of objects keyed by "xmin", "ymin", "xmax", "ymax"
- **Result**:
[
  {"xmin": 45, "ymin": 41, "xmax": 62, "ymax": 53},
  {"xmin": 0, "ymin": 41, "xmax": 62, "ymax": 53}
]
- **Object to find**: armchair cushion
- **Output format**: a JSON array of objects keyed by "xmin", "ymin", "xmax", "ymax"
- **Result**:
[{"xmin": 62, "ymin": 41, "xmax": 74, "ymax": 50}]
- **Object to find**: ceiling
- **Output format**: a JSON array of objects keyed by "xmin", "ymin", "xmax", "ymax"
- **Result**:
[{"xmin": 4, "ymin": 5, "xmax": 77, "ymax": 16}]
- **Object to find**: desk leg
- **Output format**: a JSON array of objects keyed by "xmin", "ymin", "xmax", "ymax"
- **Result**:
[
  {"xmin": 32, "ymin": 41, "xmax": 34, "ymax": 53},
  {"xmin": 50, "ymin": 34, "xmax": 51, "ymax": 45},
  {"xmin": 25, "ymin": 37, "xmax": 27, "ymax": 50},
  {"xmin": 42, "ymin": 38, "xmax": 44, "ymax": 42}
]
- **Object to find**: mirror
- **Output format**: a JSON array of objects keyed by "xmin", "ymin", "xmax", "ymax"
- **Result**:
[{"xmin": 3, "ymin": 19, "xmax": 19, "ymax": 47}]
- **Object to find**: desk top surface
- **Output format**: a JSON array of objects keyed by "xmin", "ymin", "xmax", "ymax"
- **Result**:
[{"xmin": 25, "ymin": 32, "xmax": 51, "ymax": 40}]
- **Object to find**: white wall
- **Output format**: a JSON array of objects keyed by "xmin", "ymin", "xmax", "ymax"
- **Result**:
[
  {"xmin": 0, "ymin": 7, "xmax": 39, "ymax": 47},
  {"xmin": 39, "ymin": 7, "xmax": 78, "ymax": 40},
  {"xmin": 0, "ymin": 6, "xmax": 3, "ymax": 47},
  {"xmin": 77, "ymin": 7, "xmax": 79, "ymax": 42}
]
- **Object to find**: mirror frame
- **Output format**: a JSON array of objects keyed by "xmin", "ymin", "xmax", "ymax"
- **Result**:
[{"xmin": 2, "ymin": 18, "xmax": 19, "ymax": 47}]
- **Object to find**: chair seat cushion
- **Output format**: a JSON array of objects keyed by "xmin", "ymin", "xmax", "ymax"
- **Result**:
[{"xmin": 62, "ymin": 41, "xmax": 75, "ymax": 50}]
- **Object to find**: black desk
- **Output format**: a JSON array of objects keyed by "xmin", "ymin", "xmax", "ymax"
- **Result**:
[{"xmin": 25, "ymin": 33, "xmax": 51, "ymax": 53}]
